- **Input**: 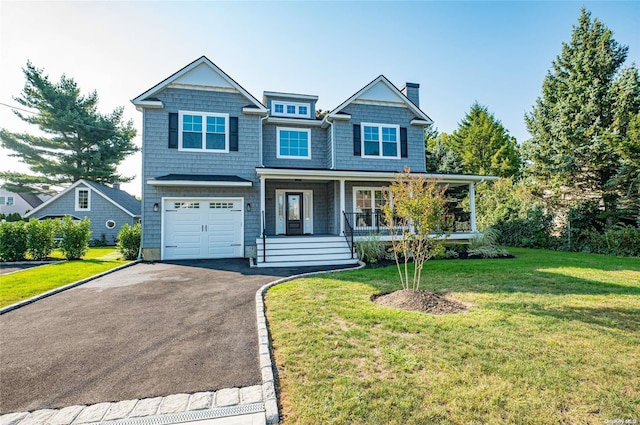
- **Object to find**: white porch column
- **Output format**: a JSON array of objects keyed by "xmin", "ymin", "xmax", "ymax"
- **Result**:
[
  {"xmin": 260, "ymin": 177, "xmax": 266, "ymax": 236},
  {"xmin": 339, "ymin": 179, "xmax": 346, "ymax": 235},
  {"xmin": 469, "ymin": 182, "xmax": 477, "ymax": 233}
]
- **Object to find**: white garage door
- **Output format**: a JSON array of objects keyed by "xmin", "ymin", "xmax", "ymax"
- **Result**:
[{"xmin": 163, "ymin": 198, "xmax": 243, "ymax": 260}]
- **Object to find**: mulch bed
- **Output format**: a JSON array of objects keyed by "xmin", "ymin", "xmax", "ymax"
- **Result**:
[{"xmin": 373, "ymin": 289, "xmax": 469, "ymax": 315}]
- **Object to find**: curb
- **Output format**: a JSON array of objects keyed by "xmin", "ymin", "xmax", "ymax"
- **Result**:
[
  {"xmin": 0, "ymin": 260, "xmax": 141, "ymax": 315},
  {"xmin": 255, "ymin": 261, "xmax": 365, "ymax": 424}
]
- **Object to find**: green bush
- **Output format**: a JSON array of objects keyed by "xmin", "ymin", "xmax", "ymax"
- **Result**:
[
  {"xmin": 0, "ymin": 221, "xmax": 28, "ymax": 261},
  {"xmin": 493, "ymin": 207, "xmax": 554, "ymax": 248},
  {"xmin": 26, "ymin": 219, "xmax": 59, "ymax": 260},
  {"xmin": 355, "ymin": 234, "xmax": 387, "ymax": 263},
  {"xmin": 569, "ymin": 225, "xmax": 640, "ymax": 257},
  {"xmin": 59, "ymin": 216, "xmax": 91, "ymax": 260},
  {"xmin": 117, "ymin": 223, "xmax": 141, "ymax": 260},
  {"xmin": 468, "ymin": 228, "xmax": 510, "ymax": 258}
]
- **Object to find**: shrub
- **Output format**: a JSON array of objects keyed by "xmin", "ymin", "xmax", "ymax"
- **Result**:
[
  {"xmin": 117, "ymin": 223, "xmax": 141, "ymax": 260},
  {"xmin": 59, "ymin": 216, "xmax": 91, "ymax": 260},
  {"xmin": 468, "ymin": 228, "xmax": 510, "ymax": 258},
  {"xmin": 26, "ymin": 219, "xmax": 59, "ymax": 260},
  {"xmin": 569, "ymin": 225, "xmax": 640, "ymax": 257},
  {"xmin": 0, "ymin": 221, "xmax": 28, "ymax": 261},
  {"xmin": 355, "ymin": 234, "xmax": 387, "ymax": 263},
  {"xmin": 493, "ymin": 207, "xmax": 554, "ymax": 248}
]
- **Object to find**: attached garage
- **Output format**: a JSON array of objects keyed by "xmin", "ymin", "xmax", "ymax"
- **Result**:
[{"xmin": 162, "ymin": 197, "xmax": 243, "ymax": 260}]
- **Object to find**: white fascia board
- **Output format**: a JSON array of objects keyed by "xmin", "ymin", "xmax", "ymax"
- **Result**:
[
  {"xmin": 410, "ymin": 119, "xmax": 433, "ymax": 126},
  {"xmin": 132, "ymin": 100, "xmax": 164, "ymax": 110},
  {"xmin": 147, "ymin": 179, "xmax": 253, "ymax": 187},
  {"xmin": 263, "ymin": 91, "xmax": 319, "ymax": 101},
  {"xmin": 242, "ymin": 107, "xmax": 268, "ymax": 116},
  {"xmin": 265, "ymin": 117, "xmax": 323, "ymax": 127},
  {"xmin": 326, "ymin": 113, "xmax": 351, "ymax": 121},
  {"xmin": 256, "ymin": 168, "xmax": 498, "ymax": 183}
]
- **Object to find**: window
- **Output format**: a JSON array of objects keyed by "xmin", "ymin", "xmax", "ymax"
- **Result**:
[
  {"xmin": 271, "ymin": 101, "xmax": 311, "ymax": 118},
  {"xmin": 277, "ymin": 127, "xmax": 311, "ymax": 159},
  {"xmin": 353, "ymin": 187, "xmax": 388, "ymax": 228},
  {"xmin": 75, "ymin": 188, "xmax": 90, "ymax": 211},
  {"xmin": 175, "ymin": 202, "xmax": 200, "ymax": 209},
  {"xmin": 361, "ymin": 123, "xmax": 400, "ymax": 158},
  {"xmin": 6, "ymin": 196, "xmax": 14, "ymax": 206},
  {"xmin": 105, "ymin": 219, "xmax": 116, "ymax": 229},
  {"xmin": 179, "ymin": 111, "xmax": 229, "ymax": 152}
]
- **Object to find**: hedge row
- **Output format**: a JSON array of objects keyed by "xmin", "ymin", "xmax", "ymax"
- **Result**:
[{"xmin": 0, "ymin": 217, "xmax": 92, "ymax": 261}]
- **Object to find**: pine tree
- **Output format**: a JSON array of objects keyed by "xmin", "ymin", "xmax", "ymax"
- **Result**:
[
  {"xmin": 448, "ymin": 102, "xmax": 520, "ymax": 177},
  {"xmin": 524, "ymin": 8, "xmax": 640, "ymax": 221},
  {"xmin": 0, "ymin": 62, "xmax": 137, "ymax": 194}
]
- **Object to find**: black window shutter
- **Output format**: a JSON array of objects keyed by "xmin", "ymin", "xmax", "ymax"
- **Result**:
[
  {"xmin": 400, "ymin": 127, "xmax": 408, "ymax": 158},
  {"xmin": 168, "ymin": 113, "xmax": 178, "ymax": 149},
  {"xmin": 353, "ymin": 124, "xmax": 361, "ymax": 156},
  {"xmin": 229, "ymin": 116, "xmax": 239, "ymax": 151}
]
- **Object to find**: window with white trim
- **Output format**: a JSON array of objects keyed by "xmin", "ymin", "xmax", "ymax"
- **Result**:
[
  {"xmin": 75, "ymin": 188, "xmax": 90, "ymax": 211},
  {"xmin": 277, "ymin": 127, "xmax": 311, "ymax": 159},
  {"xmin": 6, "ymin": 196, "xmax": 13, "ymax": 205},
  {"xmin": 353, "ymin": 187, "xmax": 388, "ymax": 228},
  {"xmin": 362, "ymin": 123, "xmax": 400, "ymax": 158},
  {"xmin": 179, "ymin": 111, "xmax": 229, "ymax": 152},
  {"xmin": 271, "ymin": 101, "xmax": 311, "ymax": 118},
  {"xmin": 0, "ymin": 196, "xmax": 13, "ymax": 206}
]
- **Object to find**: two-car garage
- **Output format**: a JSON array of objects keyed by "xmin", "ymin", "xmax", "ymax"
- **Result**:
[{"xmin": 162, "ymin": 198, "xmax": 244, "ymax": 260}]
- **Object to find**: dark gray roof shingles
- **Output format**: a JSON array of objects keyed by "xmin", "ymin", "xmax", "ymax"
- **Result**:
[{"xmin": 85, "ymin": 182, "xmax": 141, "ymax": 216}]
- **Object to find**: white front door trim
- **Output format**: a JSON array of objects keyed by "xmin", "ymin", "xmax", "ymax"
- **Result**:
[{"xmin": 275, "ymin": 189, "xmax": 313, "ymax": 235}]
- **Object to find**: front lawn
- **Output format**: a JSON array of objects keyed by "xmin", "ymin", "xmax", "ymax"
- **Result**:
[
  {"xmin": 1, "ymin": 247, "xmax": 129, "ymax": 308},
  {"xmin": 266, "ymin": 248, "xmax": 640, "ymax": 424}
]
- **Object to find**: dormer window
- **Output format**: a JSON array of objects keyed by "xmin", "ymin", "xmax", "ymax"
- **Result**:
[{"xmin": 272, "ymin": 101, "xmax": 311, "ymax": 118}]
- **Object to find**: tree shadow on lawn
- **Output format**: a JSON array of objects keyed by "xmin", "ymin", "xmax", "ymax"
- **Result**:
[{"xmin": 483, "ymin": 302, "xmax": 640, "ymax": 333}]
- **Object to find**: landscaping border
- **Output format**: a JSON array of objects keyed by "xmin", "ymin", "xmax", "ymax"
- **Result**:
[
  {"xmin": 255, "ymin": 261, "xmax": 365, "ymax": 424},
  {"xmin": 0, "ymin": 260, "xmax": 141, "ymax": 315}
]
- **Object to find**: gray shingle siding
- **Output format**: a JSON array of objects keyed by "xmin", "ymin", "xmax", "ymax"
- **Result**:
[
  {"xmin": 33, "ymin": 183, "xmax": 136, "ymax": 244},
  {"xmin": 141, "ymin": 88, "xmax": 261, "ymax": 251},
  {"xmin": 264, "ymin": 181, "xmax": 331, "ymax": 235},
  {"xmin": 333, "ymin": 103, "xmax": 426, "ymax": 172},
  {"xmin": 262, "ymin": 124, "xmax": 328, "ymax": 169}
]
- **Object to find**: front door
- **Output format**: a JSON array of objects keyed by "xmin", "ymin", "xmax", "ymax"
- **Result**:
[{"xmin": 286, "ymin": 193, "xmax": 303, "ymax": 235}]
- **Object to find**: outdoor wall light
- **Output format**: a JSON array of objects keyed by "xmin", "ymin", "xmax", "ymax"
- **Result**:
[
  {"xmin": 153, "ymin": 203, "xmax": 159, "ymax": 212},
  {"xmin": 246, "ymin": 203, "xmax": 251, "ymax": 212}
]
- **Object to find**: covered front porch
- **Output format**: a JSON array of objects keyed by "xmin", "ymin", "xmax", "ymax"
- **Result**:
[{"xmin": 255, "ymin": 168, "xmax": 496, "ymax": 267}]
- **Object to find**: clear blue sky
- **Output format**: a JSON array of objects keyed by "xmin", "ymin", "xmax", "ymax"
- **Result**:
[{"xmin": 1, "ymin": 1, "xmax": 638, "ymax": 196}]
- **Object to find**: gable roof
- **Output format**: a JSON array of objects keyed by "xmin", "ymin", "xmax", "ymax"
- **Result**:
[
  {"xmin": 25, "ymin": 180, "xmax": 141, "ymax": 218},
  {"xmin": 328, "ymin": 75, "xmax": 433, "ymax": 123},
  {"xmin": 131, "ymin": 56, "xmax": 267, "ymax": 113},
  {"xmin": 18, "ymin": 193, "xmax": 44, "ymax": 208}
]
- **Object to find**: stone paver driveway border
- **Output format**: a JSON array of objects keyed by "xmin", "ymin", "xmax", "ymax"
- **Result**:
[{"xmin": 1, "ymin": 261, "xmax": 364, "ymax": 425}]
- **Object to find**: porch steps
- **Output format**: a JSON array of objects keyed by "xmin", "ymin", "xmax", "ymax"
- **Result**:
[{"xmin": 256, "ymin": 236, "xmax": 359, "ymax": 268}]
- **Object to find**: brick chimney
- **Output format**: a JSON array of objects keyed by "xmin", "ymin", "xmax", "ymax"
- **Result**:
[
  {"xmin": 401, "ymin": 82, "xmax": 420, "ymax": 107},
  {"xmin": 113, "ymin": 182, "xmax": 120, "ymax": 190}
]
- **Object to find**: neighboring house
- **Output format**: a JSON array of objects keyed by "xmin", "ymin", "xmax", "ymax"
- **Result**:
[
  {"xmin": 0, "ymin": 188, "xmax": 50, "ymax": 216},
  {"xmin": 25, "ymin": 180, "xmax": 141, "ymax": 245},
  {"xmin": 132, "ymin": 56, "xmax": 497, "ymax": 267}
]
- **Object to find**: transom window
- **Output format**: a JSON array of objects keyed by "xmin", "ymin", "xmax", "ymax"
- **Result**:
[
  {"xmin": 271, "ymin": 101, "xmax": 311, "ymax": 118},
  {"xmin": 362, "ymin": 123, "xmax": 400, "ymax": 158},
  {"xmin": 179, "ymin": 111, "xmax": 229, "ymax": 152},
  {"xmin": 75, "ymin": 188, "xmax": 90, "ymax": 211},
  {"xmin": 277, "ymin": 127, "xmax": 311, "ymax": 159}
]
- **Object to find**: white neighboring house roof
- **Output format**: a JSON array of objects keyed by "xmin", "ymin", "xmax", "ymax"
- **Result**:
[
  {"xmin": 328, "ymin": 75, "xmax": 433, "ymax": 123},
  {"xmin": 131, "ymin": 56, "xmax": 267, "ymax": 113},
  {"xmin": 24, "ymin": 179, "xmax": 140, "ymax": 219}
]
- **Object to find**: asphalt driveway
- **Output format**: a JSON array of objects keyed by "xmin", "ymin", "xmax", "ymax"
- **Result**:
[{"xmin": 0, "ymin": 259, "xmax": 337, "ymax": 414}]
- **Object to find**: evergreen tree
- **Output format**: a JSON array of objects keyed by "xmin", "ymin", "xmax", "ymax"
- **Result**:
[
  {"xmin": 448, "ymin": 102, "xmax": 520, "ymax": 177},
  {"xmin": 0, "ymin": 62, "xmax": 137, "ymax": 194},
  {"xmin": 524, "ymin": 8, "xmax": 640, "ymax": 221},
  {"xmin": 426, "ymin": 140, "xmax": 464, "ymax": 173}
]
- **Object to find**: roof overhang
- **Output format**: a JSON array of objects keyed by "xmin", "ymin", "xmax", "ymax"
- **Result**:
[
  {"xmin": 256, "ymin": 168, "xmax": 498, "ymax": 184},
  {"xmin": 147, "ymin": 174, "xmax": 253, "ymax": 187},
  {"xmin": 263, "ymin": 91, "xmax": 319, "ymax": 101},
  {"xmin": 265, "ymin": 117, "xmax": 323, "ymax": 127},
  {"xmin": 134, "ymin": 100, "xmax": 164, "ymax": 111}
]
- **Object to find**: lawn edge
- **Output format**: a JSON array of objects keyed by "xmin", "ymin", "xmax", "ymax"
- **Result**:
[
  {"xmin": 0, "ymin": 260, "xmax": 141, "ymax": 315},
  {"xmin": 1, "ymin": 261, "xmax": 66, "ymax": 276},
  {"xmin": 255, "ymin": 261, "xmax": 366, "ymax": 424}
]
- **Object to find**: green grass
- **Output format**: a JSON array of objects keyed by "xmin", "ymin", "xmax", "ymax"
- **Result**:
[
  {"xmin": 1, "ymin": 247, "xmax": 129, "ymax": 307},
  {"xmin": 265, "ymin": 248, "xmax": 640, "ymax": 424}
]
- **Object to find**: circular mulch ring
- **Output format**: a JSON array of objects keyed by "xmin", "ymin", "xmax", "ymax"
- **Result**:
[{"xmin": 373, "ymin": 289, "xmax": 469, "ymax": 315}]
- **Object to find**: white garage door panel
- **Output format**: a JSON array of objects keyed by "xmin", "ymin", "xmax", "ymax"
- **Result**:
[{"xmin": 163, "ymin": 198, "xmax": 243, "ymax": 260}]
